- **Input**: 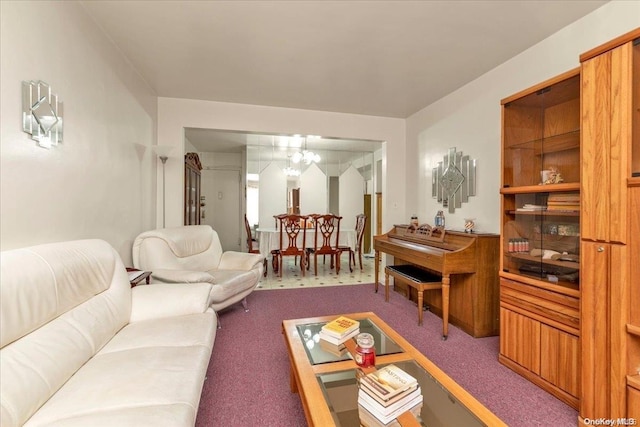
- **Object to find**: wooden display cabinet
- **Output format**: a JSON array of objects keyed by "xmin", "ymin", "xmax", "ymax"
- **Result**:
[
  {"xmin": 579, "ymin": 29, "xmax": 640, "ymax": 425},
  {"xmin": 499, "ymin": 68, "xmax": 581, "ymax": 409},
  {"xmin": 184, "ymin": 152, "xmax": 202, "ymax": 225}
]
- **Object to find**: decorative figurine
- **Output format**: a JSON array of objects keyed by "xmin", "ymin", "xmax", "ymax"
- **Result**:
[
  {"xmin": 544, "ymin": 166, "xmax": 564, "ymax": 184},
  {"xmin": 464, "ymin": 218, "xmax": 475, "ymax": 233}
]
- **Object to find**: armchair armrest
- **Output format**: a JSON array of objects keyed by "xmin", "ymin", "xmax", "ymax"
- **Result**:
[
  {"xmin": 151, "ymin": 269, "xmax": 215, "ymax": 284},
  {"xmin": 130, "ymin": 283, "xmax": 213, "ymax": 322},
  {"xmin": 218, "ymin": 251, "xmax": 264, "ymax": 271}
]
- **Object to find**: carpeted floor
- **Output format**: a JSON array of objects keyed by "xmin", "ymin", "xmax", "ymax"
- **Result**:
[{"xmin": 196, "ymin": 283, "xmax": 578, "ymax": 426}]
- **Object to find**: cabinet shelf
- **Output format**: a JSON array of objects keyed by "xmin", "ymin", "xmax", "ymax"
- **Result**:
[
  {"xmin": 501, "ymin": 183, "xmax": 580, "ymax": 194},
  {"xmin": 506, "ymin": 129, "xmax": 580, "ymax": 155},
  {"xmin": 507, "ymin": 210, "xmax": 579, "ymax": 217},
  {"xmin": 507, "ymin": 252, "xmax": 580, "ymax": 271}
]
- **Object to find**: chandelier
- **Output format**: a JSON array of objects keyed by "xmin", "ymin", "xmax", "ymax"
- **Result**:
[
  {"xmin": 283, "ymin": 166, "xmax": 301, "ymax": 177},
  {"xmin": 283, "ymin": 155, "xmax": 301, "ymax": 177},
  {"xmin": 291, "ymin": 137, "xmax": 320, "ymax": 164}
]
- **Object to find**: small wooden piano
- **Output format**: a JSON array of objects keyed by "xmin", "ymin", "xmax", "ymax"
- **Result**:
[{"xmin": 374, "ymin": 224, "xmax": 500, "ymax": 338}]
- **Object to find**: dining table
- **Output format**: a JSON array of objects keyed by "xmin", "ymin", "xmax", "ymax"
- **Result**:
[{"xmin": 256, "ymin": 227, "xmax": 356, "ymax": 258}]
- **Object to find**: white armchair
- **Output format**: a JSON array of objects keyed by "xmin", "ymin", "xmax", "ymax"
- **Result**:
[{"xmin": 132, "ymin": 225, "xmax": 264, "ymax": 316}]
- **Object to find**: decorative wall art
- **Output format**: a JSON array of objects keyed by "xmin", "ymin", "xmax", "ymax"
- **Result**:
[
  {"xmin": 432, "ymin": 147, "xmax": 476, "ymax": 213},
  {"xmin": 22, "ymin": 80, "xmax": 63, "ymax": 148}
]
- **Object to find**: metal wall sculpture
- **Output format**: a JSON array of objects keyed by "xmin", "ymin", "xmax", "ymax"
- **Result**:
[
  {"xmin": 22, "ymin": 80, "xmax": 63, "ymax": 148},
  {"xmin": 432, "ymin": 147, "xmax": 476, "ymax": 213}
]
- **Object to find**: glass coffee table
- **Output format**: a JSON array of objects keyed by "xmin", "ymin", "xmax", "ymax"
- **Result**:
[{"xmin": 282, "ymin": 312, "xmax": 506, "ymax": 427}]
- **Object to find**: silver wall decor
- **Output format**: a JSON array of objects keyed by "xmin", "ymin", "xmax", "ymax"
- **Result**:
[
  {"xmin": 22, "ymin": 80, "xmax": 63, "ymax": 148},
  {"xmin": 432, "ymin": 147, "xmax": 476, "ymax": 213}
]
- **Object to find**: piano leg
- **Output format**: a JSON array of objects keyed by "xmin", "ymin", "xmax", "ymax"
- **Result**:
[
  {"xmin": 384, "ymin": 268, "xmax": 390, "ymax": 302},
  {"xmin": 374, "ymin": 250, "xmax": 380, "ymax": 293},
  {"xmin": 442, "ymin": 275, "xmax": 450, "ymax": 340}
]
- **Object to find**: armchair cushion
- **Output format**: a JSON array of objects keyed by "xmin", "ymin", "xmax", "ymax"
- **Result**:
[
  {"xmin": 150, "ymin": 269, "xmax": 215, "ymax": 284},
  {"xmin": 218, "ymin": 251, "xmax": 264, "ymax": 271}
]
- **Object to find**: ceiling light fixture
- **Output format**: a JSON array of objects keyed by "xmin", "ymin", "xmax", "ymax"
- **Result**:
[
  {"xmin": 283, "ymin": 166, "xmax": 301, "ymax": 177},
  {"xmin": 283, "ymin": 155, "xmax": 301, "ymax": 177},
  {"xmin": 291, "ymin": 137, "xmax": 320, "ymax": 165}
]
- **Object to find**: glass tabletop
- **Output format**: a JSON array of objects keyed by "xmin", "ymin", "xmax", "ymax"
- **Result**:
[
  {"xmin": 295, "ymin": 318, "xmax": 404, "ymax": 365},
  {"xmin": 316, "ymin": 360, "xmax": 489, "ymax": 427}
]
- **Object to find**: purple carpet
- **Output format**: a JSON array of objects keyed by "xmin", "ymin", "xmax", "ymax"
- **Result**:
[{"xmin": 196, "ymin": 284, "xmax": 578, "ymax": 426}]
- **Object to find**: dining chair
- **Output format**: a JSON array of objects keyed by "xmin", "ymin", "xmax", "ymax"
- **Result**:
[
  {"xmin": 273, "ymin": 214, "xmax": 309, "ymax": 277},
  {"xmin": 337, "ymin": 213, "xmax": 367, "ymax": 272},
  {"xmin": 244, "ymin": 214, "xmax": 267, "ymax": 277},
  {"xmin": 307, "ymin": 214, "xmax": 342, "ymax": 276}
]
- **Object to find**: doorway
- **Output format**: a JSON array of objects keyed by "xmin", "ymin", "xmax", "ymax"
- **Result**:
[{"xmin": 201, "ymin": 168, "xmax": 241, "ymax": 251}]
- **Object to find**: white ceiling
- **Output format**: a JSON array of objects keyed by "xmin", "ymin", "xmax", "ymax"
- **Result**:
[{"xmin": 81, "ymin": 0, "xmax": 607, "ymax": 154}]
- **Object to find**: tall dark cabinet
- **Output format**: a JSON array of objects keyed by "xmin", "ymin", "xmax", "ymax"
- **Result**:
[{"xmin": 184, "ymin": 152, "xmax": 202, "ymax": 225}]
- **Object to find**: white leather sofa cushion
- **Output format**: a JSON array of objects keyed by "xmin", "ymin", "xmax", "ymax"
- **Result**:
[
  {"xmin": 0, "ymin": 239, "xmax": 215, "ymax": 427},
  {"xmin": 1, "ymin": 240, "xmax": 131, "ymax": 427}
]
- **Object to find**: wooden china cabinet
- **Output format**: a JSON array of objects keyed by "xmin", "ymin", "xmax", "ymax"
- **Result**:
[
  {"xmin": 499, "ymin": 28, "xmax": 640, "ymax": 421},
  {"xmin": 499, "ymin": 68, "xmax": 582, "ymax": 409},
  {"xmin": 184, "ymin": 152, "xmax": 202, "ymax": 225},
  {"xmin": 579, "ymin": 28, "xmax": 640, "ymax": 425}
]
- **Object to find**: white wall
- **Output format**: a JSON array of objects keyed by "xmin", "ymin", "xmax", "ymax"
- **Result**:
[
  {"xmin": 0, "ymin": 1, "xmax": 157, "ymax": 263},
  {"xmin": 259, "ymin": 162, "xmax": 288, "ymax": 228},
  {"xmin": 339, "ymin": 165, "xmax": 366, "ymax": 229},
  {"xmin": 406, "ymin": 1, "xmax": 640, "ymax": 234},
  {"xmin": 157, "ymin": 98, "xmax": 406, "ymax": 231},
  {"xmin": 300, "ymin": 163, "xmax": 327, "ymax": 215}
]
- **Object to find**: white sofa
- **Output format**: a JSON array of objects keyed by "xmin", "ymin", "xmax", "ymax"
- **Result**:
[
  {"xmin": 0, "ymin": 239, "xmax": 216, "ymax": 427},
  {"xmin": 132, "ymin": 225, "xmax": 264, "ymax": 313}
]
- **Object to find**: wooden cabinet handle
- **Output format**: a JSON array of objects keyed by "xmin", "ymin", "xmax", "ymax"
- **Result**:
[{"xmin": 597, "ymin": 246, "xmax": 604, "ymax": 252}]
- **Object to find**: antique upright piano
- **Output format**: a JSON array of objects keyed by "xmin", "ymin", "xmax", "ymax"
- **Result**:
[{"xmin": 374, "ymin": 224, "xmax": 500, "ymax": 337}]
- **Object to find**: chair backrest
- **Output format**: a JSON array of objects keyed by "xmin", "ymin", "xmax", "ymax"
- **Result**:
[
  {"xmin": 277, "ymin": 214, "xmax": 309, "ymax": 256},
  {"xmin": 132, "ymin": 225, "xmax": 224, "ymax": 271},
  {"xmin": 244, "ymin": 214, "xmax": 257, "ymax": 253},
  {"xmin": 312, "ymin": 214, "xmax": 342, "ymax": 252},
  {"xmin": 355, "ymin": 214, "xmax": 367, "ymax": 251}
]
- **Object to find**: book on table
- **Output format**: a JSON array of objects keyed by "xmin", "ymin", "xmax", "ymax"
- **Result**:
[
  {"xmin": 358, "ymin": 396, "xmax": 423, "ymax": 426},
  {"xmin": 358, "ymin": 385, "xmax": 421, "ymax": 414},
  {"xmin": 318, "ymin": 327, "xmax": 360, "ymax": 345},
  {"xmin": 318, "ymin": 338, "xmax": 348, "ymax": 356},
  {"xmin": 360, "ymin": 364, "xmax": 418, "ymax": 401},
  {"xmin": 321, "ymin": 315, "xmax": 360, "ymax": 339}
]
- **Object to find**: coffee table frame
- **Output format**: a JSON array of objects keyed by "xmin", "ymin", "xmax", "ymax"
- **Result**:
[{"xmin": 282, "ymin": 311, "xmax": 506, "ymax": 427}]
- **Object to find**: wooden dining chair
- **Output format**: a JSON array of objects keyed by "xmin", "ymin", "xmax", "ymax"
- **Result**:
[
  {"xmin": 307, "ymin": 214, "xmax": 342, "ymax": 276},
  {"xmin": 273, "ymin": 214, "xmax": 309, "ymax": 277},
  {"xmin": 337, "ymin": 214, "xmax": 367, "ymax": 272},
  {"xmin": 244, "ymin": 214, "xmax": 267, "ymax": 277}
]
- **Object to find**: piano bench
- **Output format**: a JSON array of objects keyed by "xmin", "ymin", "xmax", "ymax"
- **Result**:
[{"xmin": 384, "ymin": 265, "xmax": 449, "ymax": 340}]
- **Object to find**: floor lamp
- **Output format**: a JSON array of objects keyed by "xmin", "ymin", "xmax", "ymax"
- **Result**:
[{"xmin": 152, "ymin": 146, "xmax": 175, "ymax": 228}]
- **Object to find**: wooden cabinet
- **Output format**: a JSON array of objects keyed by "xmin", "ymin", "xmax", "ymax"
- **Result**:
[
  {"xmin": 578, "ymin": 28, "xmax": 640, "ymax": 425},
  {"xmin": 184, "ymin": 152, "xmax": 202, "ymax": 225},
  {"xmin": 499, "ymin": 69, "xmax": 582, "ymax": 409}
]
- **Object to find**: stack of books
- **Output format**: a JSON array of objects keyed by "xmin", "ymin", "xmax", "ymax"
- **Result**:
[
  {"xmin": 319, "ymin": 316, "xmax": 360, "ymax": 345},
  {"xmin": 547, "ymin": 193, "xmax": 580, "ymax": 212},
  {"xmin": 318, "ymin": 339, "xmax": 348, "ymax": 356},
  {"xmin": 358, "ymin": 364, "xmax": 423, "ymax": 426},
  {"xmin": 516, "ymin": 204, "xmax": 547, "ymax": 212}
]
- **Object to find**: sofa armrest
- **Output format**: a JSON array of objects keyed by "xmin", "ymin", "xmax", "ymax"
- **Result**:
[
  {"xmin": 152, "ymin": 269, "xmax": 215, "ymax": 284},
  {"xmin": 130, "ymin": 283, "xmax": 213, "ymax": 322},
  {"xmin": 218, "ymin": 251, "xmax": 264, "ymax": 271}
]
